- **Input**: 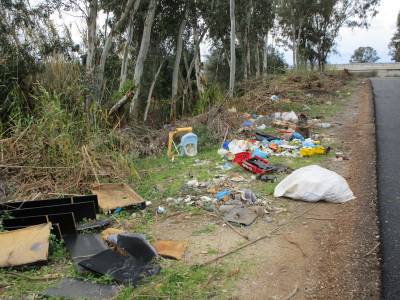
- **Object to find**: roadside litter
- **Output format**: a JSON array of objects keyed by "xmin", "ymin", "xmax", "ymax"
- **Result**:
[
  {"xmin": 0, "ymin": 186, "xmax": 163, "ymax": 288},
  {"xmin": 274, "ymin": 165, "xmax": 355, "ymax": 203},
  {"xmin": 218, "ymin": 110, "xmax": 330, "ymax": 163},
  {"xmin": 167, "ymin": 127, "xmax": 197, "ymax": 160}
]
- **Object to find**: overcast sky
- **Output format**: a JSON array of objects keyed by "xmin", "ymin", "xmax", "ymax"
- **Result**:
[
  {"xmin": 54, "ymin": 0, "xmax": 400, "ymax": 65},
  {"xmin": 281, "ymin": 0, "xmax": 400, "ymax": 64}
]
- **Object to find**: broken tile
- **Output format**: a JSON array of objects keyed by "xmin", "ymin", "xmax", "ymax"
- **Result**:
[{"xmin": 153, "ymin": 240, "xmax": 188, "ymax": 260}]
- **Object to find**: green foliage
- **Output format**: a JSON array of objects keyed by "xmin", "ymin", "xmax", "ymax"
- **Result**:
[
  {"xmin": 389, "ymin": 11, "xmax": 400, "ymax": 62},
  {"xmin": 350, "ymin": 46, "xmax": 380, "ymax": 63},
  {"xmin": 193, "ymin": 124, "xmax": 220, "ymax": 148},
  {"xmin": 194, "ymin": 84, "xmax": 224, "ymax": 114},
  {"xmin": 48, "ymin": 235, "xmax": 68, "ymax": 262},
  {"xmin": 127, "ymin": 262, "xmax": 225, "ymax": 299}
]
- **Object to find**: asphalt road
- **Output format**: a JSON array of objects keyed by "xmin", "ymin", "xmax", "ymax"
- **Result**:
[{"xmin": 371, "ymin": 78, "xmax": 400, "ymax": 299}]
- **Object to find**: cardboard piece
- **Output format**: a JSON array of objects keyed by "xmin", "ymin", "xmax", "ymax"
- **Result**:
[
  {"xmin": 153, "ymin": 240, "xmax": 188, "ymax": 260},
  {"xmin": 0, "ymin": 223, "xmax": 51, "ymax": 267},
  {"xmin": 42, "ymin": 278, "xmax": 119, "ymax": 300},
  {"xmin": 91, "ymin": 183, "xmax": 145, "ymax": 212}
]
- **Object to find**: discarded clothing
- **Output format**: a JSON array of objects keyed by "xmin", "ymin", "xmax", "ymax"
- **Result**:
[{"xmin": 222, "ymin": 206, "xmax": 258, "ymax": 226}]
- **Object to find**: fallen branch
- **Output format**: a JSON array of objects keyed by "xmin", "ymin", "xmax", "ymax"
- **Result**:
[
  {"xmin": 0, "ymin": 164, "xmax": 75, "ymax": 169},
  {"xmin": 364, "ymin": 242, "xmax": 380, "ymax": 257},
  {"xmin": 224, "ymin": 220, "xmax": 250, "ymax": 241},
  {"xmin": 282, "ymin": 285, "xmax": 299, "ymax": 300},
  {"xmin": 198, "ymin": 205, "xmax": 317, "ymax": 267},
  {"xmin": 82, "ymin": 146, "xmax": 100, "ymax": 183},
  {"xmin": 305, "ymin": 217, "xmax": 336, "ymax": 221},
  {"xmin": 108, "ymin": 90, "xmax": 134, "ymax": 116},
  {"xmin": 284, "ymin": 235, "xmax": 307, "ymax": 257},
  {"xmin": 203, "ymin": 210, "xmax": 250, "ymax": 240},
  {"xmin": 6, "ymin": 271, "xmax": 61, "ymax": 281}
]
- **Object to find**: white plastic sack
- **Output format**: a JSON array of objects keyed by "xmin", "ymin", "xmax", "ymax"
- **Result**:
[
  {"xmin": 274, "ymin": 165, "xmax": 355, "ymax": 203},
  {"xmin": 228, "ymin": 139, "xmax": 250, "ymax": 154},
  {"xmin": 271, "ymin": 111, "xmax": 299, "ymax": 123}
]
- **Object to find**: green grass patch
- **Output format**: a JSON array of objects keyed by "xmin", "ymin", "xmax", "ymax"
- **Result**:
[{"xmin": 192, "ymin": 223, "xmax": 217, "ymax": 236}]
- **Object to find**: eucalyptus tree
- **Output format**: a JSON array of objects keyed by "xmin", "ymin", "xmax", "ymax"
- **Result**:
[
  {"xmin": 305, "ymin": 0, "xmax": 380, "ymax": 70},
  {"xmin": 389, "ymin": 11, "xmax": 400, "ymax": 62}
]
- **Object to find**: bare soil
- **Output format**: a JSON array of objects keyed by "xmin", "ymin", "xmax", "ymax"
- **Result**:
[{"xmin": 148, "ymin": 80, "xmax": 380, "ymax": 299}]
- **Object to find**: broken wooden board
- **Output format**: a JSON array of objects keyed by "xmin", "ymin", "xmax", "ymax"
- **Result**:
[
  {"xmin": 153, "ymin": 240, "xmax": 188, "ymax": 260},
  {"xmin": 91, "ymin": 183, "xmax": 145, "ymax": 212},
  {"xmin": 0, "ymin": 223, "xmax": 51, "ymax": 267}
]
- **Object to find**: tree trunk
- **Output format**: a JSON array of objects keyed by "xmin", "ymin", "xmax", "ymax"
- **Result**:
[
  {"xmin": 295, "ymin": 26, "xmax": 302, "ymax": 69},
  {"xmin": 262, "ymin": 33, "xmax": 268, "ymax": 77},
  {"xmin": 86, "ymin": 0, "xmax": 97, "ymax": 76},
  {"xmin": 129, "ymin": 0, "xmax": 157, "ymax": 116},
  {"xmin": 193, "ymin": 25, "xmax": 204, "ymax": 94},
  {"xmin": 85, "ymin": 0, "xmax": 98, "ymax": 110},
  {"xmin": 246, "ymin": 32, "xmax": 251, "ymax": 77},
  {"xmin": 255, "ymin": 36, "xmax": 260, "ymax": 78},
  {"xmin": 143, "ymin": 59, "xmax": 165, "ymax": 122},
  {"xmin": 119, "ymin": 14, "xmax": 135, "ymax": 89},
  {"xmin": 292, "ymin": 26, "xmax": 297, "ymax": 67},
  {"xmin": 170, "ymin": 15, "xmax": 187, "ymax": 121},
  {"xmin": 96, "ymin": 0, "xmax": 138, "ymax": 102},
  {"xmin": 241, "ymin": 33, "xmax": 247, "ymax": 80},
  {"xmin": 228, "ymin": 0, "xmax": 236, "ymax": 98}
]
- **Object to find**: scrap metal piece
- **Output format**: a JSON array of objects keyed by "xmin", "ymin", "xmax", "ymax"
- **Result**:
[
  {"xmin": 42, "ymin": 278, "xmax": 119, "ymax": 300},
  {"xmin": 0, "ymin": 195, "xmax": 99, "ymax": 213},
  {"xmin": 64, "ymin": 234, "xmax": 108, "ymax": 273},
  {"xmin": 116, "ymin": 233, "xmax": 157, "ymax": 262},
  {"xmin": 4, "ymin": 201, "xmax": 96, "ymax": 222},
  {"xmin": 78, "ymin": 249, "xmax": 161, "ymax": 285},
  {"xmin": 0, "ymin": 223, "xmax": 51, "ymax": 267},
  {"xmin": 3, "ymin": 212, "xmax": 77, "ymax": 236}
]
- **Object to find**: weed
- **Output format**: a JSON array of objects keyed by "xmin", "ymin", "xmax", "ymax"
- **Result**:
[
  {"xmin": 194, "ymin": 84, "xmax": 224, "ymax": 115},
  {"xmin": 192, "ymin": 223, "xmax": 216, "ymax": 235},
  {"xmin": 123, "ymin": 262, "xmax": 225, "ymax": 300},
  {"xmin": 48, "ymin": 234, "xmax": 68, "ymax": 262}
]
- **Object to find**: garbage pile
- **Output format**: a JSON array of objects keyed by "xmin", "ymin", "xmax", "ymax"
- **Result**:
[
  {"xmin": 0, "ymin": 187, "xmax": 189, "ymax": 298},
  {"xmin": 218, "ymin": 111, "xmax": 330, "ymax": 161}
]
